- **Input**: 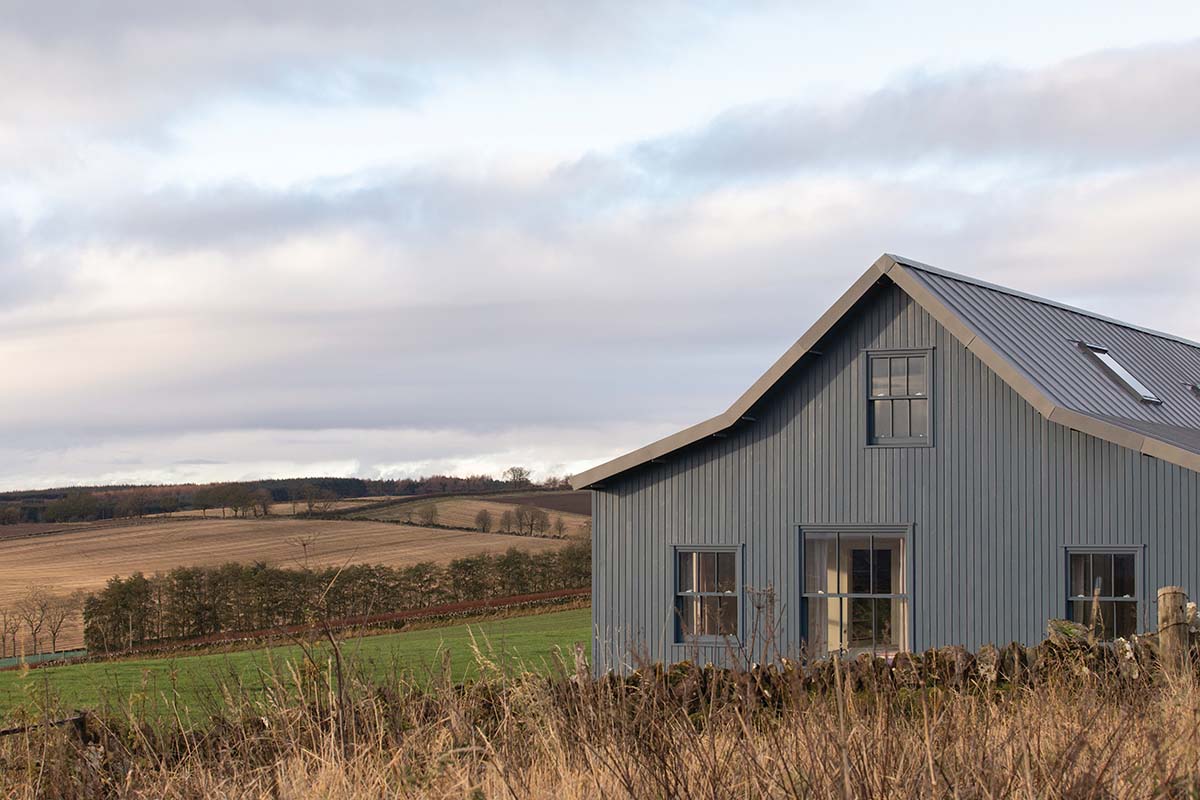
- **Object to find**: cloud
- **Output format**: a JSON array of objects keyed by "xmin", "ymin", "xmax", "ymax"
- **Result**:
[{"xmin": 634, "ymin": 39, "xmax": 1200, "ymax": 181}]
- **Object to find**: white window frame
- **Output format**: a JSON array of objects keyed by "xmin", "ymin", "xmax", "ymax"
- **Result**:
[{"xmin": 672, "ymin": 544, "xmax": 742, "ymax": 644}]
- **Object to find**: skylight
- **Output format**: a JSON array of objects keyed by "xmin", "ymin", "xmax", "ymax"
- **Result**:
[{"xmin": 1082, "ymin": 344, "xmax": 1161, "ymax": 403}]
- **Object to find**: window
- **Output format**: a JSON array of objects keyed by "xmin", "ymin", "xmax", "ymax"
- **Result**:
[
  {"xmin": 1067, "ymin": 549, "xmax": 1139, "ymax": 639},
  {"xmin": 1081, "ymin": 344, "xmax": 1161, "ymax": 403},
  {"xmin": 868, "ymin": 351, "xmax": 931, "ymax": 445},
  {"xmin": 674, "ymin": 548, "xmax": 739, "ymax": 640},
  {"xmin": 803, "ymin": 529, "xmax": 908, "ymax": 656}
]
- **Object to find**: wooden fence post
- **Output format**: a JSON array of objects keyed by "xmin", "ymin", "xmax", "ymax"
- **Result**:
[{"xmin": 1157, "ymin": 585, "xmax": 1189, "ymax": 677}]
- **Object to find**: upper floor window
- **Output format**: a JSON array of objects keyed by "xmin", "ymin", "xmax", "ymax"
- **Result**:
[{"xmin": 868, "ymin": 350, "xmax": 931, "ymax": 446}]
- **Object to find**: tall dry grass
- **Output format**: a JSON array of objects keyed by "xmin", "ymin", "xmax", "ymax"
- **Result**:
[{"xmin": 2, "ymin": 639, "xmax": 1199, "ymax": 799}]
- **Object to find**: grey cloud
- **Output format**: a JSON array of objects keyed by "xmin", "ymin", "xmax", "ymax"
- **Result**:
[{"xmin": 635, "ymin": 39, "xmax": 1200, "ymax": 181}]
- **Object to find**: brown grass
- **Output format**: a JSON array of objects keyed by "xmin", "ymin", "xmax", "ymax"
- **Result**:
[
  {"xmin": 0, "ymin": 518, "xmax": 568, "ymax": 652},
  {"xmin": 2, "ymin": 648, "xmax": 1198, "ymax": 798}
]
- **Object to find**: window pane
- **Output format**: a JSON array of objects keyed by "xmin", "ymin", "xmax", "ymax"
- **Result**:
[
  {"xmin": 873, "ymin": 536, "xmax": 905, "ymax": 594},
  {"xmin": 717, "ymin": 596, "xmax": 738, "ymax": 635},
  {"xmin": 874, "ymin": 598, "xmax": 897, "ymax": 649},
  {"xmin": 873, "ymin": 400, "xmax": 893, "ymax": 439},
  {"xmin": 1113, "ymin": 553, "xmax": 1135, "ymax": 597},
  {"xmin": 847, "ymin": 597, "xmax": 874, "ymax": 651},
  {"xmin": 1070, "ymin": 599, "xmax": 1089, "ymax": 626},
  {"xmin": 677, "ymin": 551, "xmax": 695, "ymax": 593},
  {"xmin": 716, "ymin": 552, "xmax": 736, "ymax": 593},
  {"xmin": 702, "ymin": 596, "xmax": 720, "ymax": 636},
  {"xmin": 804, "ymin": 534, "xmax": 838, "ymax": 594},
  {"xmin": 1092, "ymin": 553, "xmax": 1113, "ymax": 596},
  {"xmin": 1114, "ymin": 601, "xmax": 1137, "ymax": 639},
  {"xmin": 871, "ymin": 358, "xmax": 889, "ymax": 397},
  {"xmin": 805, "ymin": 597, "xmax": 840, "ymax": 655},
  {"xmin": 893, "ymin": 399, "xmax": 911, "ymax": 438},
  {"xmin": 841, "ymin": 536, "xmax": 872, "ymax": 594},
  {"xmin": 675, "ymin": 596, "xmax": 699, "ymax": 637},
  {"xmin": 908, "ymin": 356, "xmax": 927, "ymax": 396},
  {"xmin": 890, "ymin": 357, "xmax": 908, "ymax": 396},
  {"xmin": 910, "ymin": 399, "xmax": 929, "ymax": 438},
  {"xmin": 1069, "ymin": 553, "xmax": 1090, "ymax": 597},
  {"xmin": 697, "ymin": 552, "xmax": 716, "ymax": 592}
]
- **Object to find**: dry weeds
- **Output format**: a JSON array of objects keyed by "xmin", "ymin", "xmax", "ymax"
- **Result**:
[{"xmin": 2, "ymin": 643, "xmax": 1198, "ymax": 799}]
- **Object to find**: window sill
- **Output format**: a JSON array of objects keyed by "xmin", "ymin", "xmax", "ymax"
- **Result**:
[{"xmin": 866, "ymin": 439, "xmax": 932, "ymax": 449}]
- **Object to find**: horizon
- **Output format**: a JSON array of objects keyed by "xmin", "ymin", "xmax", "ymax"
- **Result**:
[{"xmin": 4, "ymin": 3, "xmax": 1200, "ymax": 490}]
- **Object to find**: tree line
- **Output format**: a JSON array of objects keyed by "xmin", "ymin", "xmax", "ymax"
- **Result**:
[
  {"xmin": 3, "ymin": 466, "xmax": 570, "ymax": 524},
  {"xmin": 82, "ymin": 541, "xmax": 590, "ymax": 653}
]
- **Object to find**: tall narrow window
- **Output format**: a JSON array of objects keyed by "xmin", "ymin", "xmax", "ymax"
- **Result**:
[
  {"xmin": 868, "ymin": 351, "xmax": 931, "ymax": 445},
  {"xmin": 1067, "ymin": 549, "xmax": 1139, "ymax": 639},
  {"xmin": 803, "ymin": 529, "xmax": 908, "ymax": 656},
  {"xmin": 675, "ymin": 549, "xmax": 739, "ymax": 641}
]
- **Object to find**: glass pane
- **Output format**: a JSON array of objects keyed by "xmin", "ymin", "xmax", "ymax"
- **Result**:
[
  {"xmin": 675, "ymin": 596, "xmax": 699, "ymax": 637},
  {"xmin": 874, "ymin": 598, "xmax": 897, "ymax": 649},
  {"xmin": 847, "ymin": 597, "xmax": 874, "ymax": 652},
  {"xmin": 804, "ymin": 533, "xmax": 838, "ymax": 594},
  {"xmin": 841, "ymin": 536, "xmax": 872, "ymax": 594},
  {"xmin": 908, "ymin": 356, "xmax": 927, "ymax": 396},
  {"xmin": 872, "ymin": 543, "xmax": 892, "ymax": 594},
  {"xmin": 911, "ymin": 399, "xmax": 929, "ymax": 438},
  {"xmin": 1113, "ymin": 553, "xmax": 1135, "ymax": 597},
  {"xmin": 870, "ymin": 358, "xmax": 889, "ymax": 397},
  {"xmin": 805, "ymin": 597, "xmax": 840, "ymax": 655},
  {"xmin": 677, "ymin": 551, "xmax": 695, "ymax": 593},
  {"xmin": 873, "ymin": 400, "xmax": 892, "ymax": 439},
  {"xmin": 716, "ymin": 552, "xmax": 736, "ymax": 592},
  {"xmin": 893, "ymin": 399, "xmax": 911, "ymax": 438},
  {"xmin": 1069, "ymin": 553, "xmax": 1090, "ymax": 597},
  {"xmin": 717, "ymin": 597, "xmax": 738, "ymax": 635},
  {"xmin": 890, "ymin": 357, "xmax": 908, "ymax": 396},
  {"xmin": 697, "ymin": 552, "xmax": 716, "ymax": 592},
  {"xmin": 1070, "ymin": 599, "xmax": 1088, "ymax": 625},
  {"xmin": 702, "ymin": 596, "xmax": 720, "ymax": 636},
  {"xmin": 1114, "ymin": 601, "xmax": 1137, "ymax": 639},
  {"xmin": 1092, "ymin": 553, "xmax": 1113, "ymax": 596}
]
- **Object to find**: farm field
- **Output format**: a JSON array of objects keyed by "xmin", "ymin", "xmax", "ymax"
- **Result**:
[
  {"xmin": 351, "ymin": 494, "xmax": 590, "ymax": 535},
  {"xmin": 0, "ymin": 607, "xmax": 591, "ymax": 715},
  {"xmin": 0, "ymin": 517, "xmax": 570, "ymax": 652},
  {"xmin": 489, "ymin": 490, "xmax": 592, "ymax": 516},
  {"xmin": 148, "ymin": 496, "xmax": 394, "ymax": 518}
]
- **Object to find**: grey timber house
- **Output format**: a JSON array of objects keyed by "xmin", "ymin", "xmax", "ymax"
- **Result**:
[{"xmin": 571, "ymin": 254, "xmax": 1200, "ymax": 671}]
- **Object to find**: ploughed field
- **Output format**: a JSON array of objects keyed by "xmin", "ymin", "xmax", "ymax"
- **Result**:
[{"xmin": 0, "ymin": 517, "xmax": 569, "ymax": 652}]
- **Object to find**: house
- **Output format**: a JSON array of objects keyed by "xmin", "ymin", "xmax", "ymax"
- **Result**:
[{"xmin": 571, "ymin": 254, "xmax": 1200, "ymax": 671}]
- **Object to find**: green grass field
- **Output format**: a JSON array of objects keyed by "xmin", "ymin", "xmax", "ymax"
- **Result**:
[{"xmin": 0, "ymin": 608, "xmax": 591, "ymax": 719}]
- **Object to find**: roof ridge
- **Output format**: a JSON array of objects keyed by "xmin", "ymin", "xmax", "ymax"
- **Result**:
[{"xmin": 888, "ymin": 254, "xmax": 1200, "ymax": 352}]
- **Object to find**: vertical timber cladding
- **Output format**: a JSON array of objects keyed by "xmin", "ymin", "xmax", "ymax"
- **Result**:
[{"xmin": 590, "ymin": 280, "xmax": 1200, "ymax": 671}]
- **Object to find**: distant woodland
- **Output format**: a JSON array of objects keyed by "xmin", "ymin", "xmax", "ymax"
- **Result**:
[{"xmin": 0, "ymin": 467, "xmax": 568, "ymax": 524}]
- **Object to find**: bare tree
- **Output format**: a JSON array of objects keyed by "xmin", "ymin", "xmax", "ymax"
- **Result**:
[
  {"xmin": 44, "ymin": 592, "xmax": 82, "ymax": 654},
  {"xmin": 416, "ymin": 503, "xmax": 440, "ymax": 526},
  {"xmin": 499, "ymin": 510, "xmax": 514, "ymax": 533},
  {"xmin": 552, "ymin": 515, "xmax": 567, "ymax": 537},
  {"xmin": 16, "ymin": 586, "xmax": 50, "ymax": 655},
  {"xmin": 474, "ymin": 508, "xmax": 493, "ymax": 532},
  {"xmin": 254, "ymin": 488, "xmax": 272, "ymax": 518},
  {"xmin": 0, "ymin": 608, "xmax": 18, "ymax": 659},
  {"xmin": 502, "ymin": 466, "xmax": 532, "ymax": 486}
]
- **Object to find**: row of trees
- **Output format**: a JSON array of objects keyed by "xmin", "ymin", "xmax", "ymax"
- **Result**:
[
  {"xmin": 473, "ymin": 506, "xmax": 577, "ymax": 537},
  {"xmin": 83, "ymin": 541, "xmax": 591, "ymax": 653},
  {"xmin": 0, "ymin": 587, "xmax": 82, "ymax": 658}
]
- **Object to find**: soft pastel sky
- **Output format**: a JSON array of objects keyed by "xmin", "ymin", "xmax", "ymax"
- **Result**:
[{"xmin": 3, "ymin": 2, "xmax": 1200, "ymax": 490}]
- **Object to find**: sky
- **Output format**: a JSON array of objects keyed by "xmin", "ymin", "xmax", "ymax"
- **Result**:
[{"xmin": 3, "ymin": 2, "xmax": 1200, "ymax": 490}]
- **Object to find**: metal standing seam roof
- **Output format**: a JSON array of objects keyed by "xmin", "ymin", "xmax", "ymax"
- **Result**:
[{"xmin": 571, "ymin": 253, "xmax": 1200, "ymax": 489}]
